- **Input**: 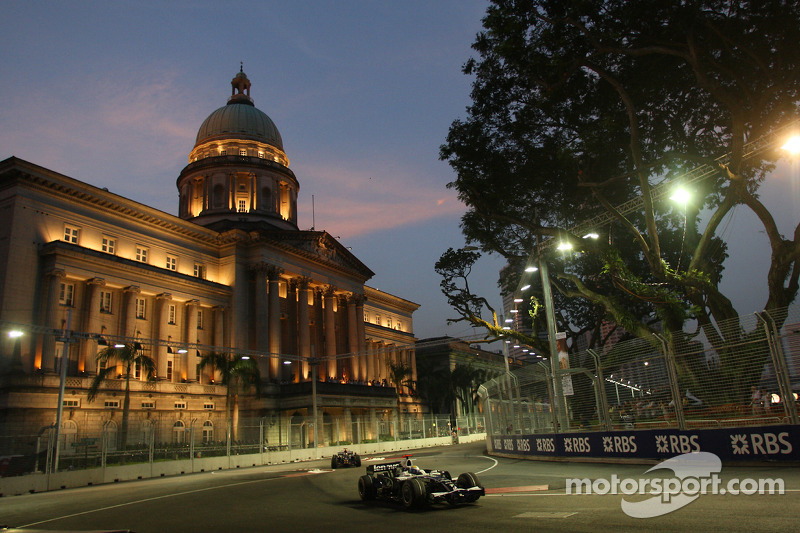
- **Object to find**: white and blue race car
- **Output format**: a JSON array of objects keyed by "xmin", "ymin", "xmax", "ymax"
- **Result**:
[{"xmin": 357, "ymin": 455, "xmax": 484, "ymax": 509}]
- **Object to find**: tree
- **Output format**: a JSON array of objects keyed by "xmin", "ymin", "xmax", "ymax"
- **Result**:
[
  {"xmin": 198, "ymin": 352, "xmax": 260, "ymax": 441},
  {"xmin": 386, "ymin": 360, "xmax": 414, "ymax": 414},
  {"xmin": 439, "ymin": 0, "xmax": 800, "ymax": 404},
  {"xmin": 87, "ymin": 343, "xmax": 156, "ymax": 451}
]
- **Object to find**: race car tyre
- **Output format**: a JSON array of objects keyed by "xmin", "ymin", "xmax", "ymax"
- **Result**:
[
  {"xmin": 456, "ymin": 472, "xmax": 482, "ymax": 502},
  {"xmin": 457, "ymin": 472, "xmax": 481, "ymax": 488},
  {"xmin": 401, "ymin": 478, "xmax": 427, "ymax": 510},
  {"xmin": 331, "ymin": 457, "xmax": 338, "ymax": 469},
  {"xmin": 355, "ymin": 455, "xmax": 361, "ymax": 467},
  {"xmin": 359, "ymin": 474, "xmax": 376, "ymax": 501}
]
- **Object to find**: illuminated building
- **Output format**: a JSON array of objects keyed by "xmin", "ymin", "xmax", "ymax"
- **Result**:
[{"xmin": 0, "ymin": 69, "xmax": 420, "ymax": 446}]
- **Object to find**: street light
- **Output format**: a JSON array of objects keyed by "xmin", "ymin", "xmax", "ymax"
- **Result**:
[{"xmin": 781, "ymin": 135, "xmax": 800, "ymax": 155}]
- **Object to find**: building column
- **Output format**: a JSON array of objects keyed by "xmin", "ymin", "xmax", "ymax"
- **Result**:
[
  {"xmin": 346, "ymin": 295, "xmax": 359, "ymax": 381},
  {"xmin": 365, "ymin": 340, "xmax": 375, "ymax": 383},
  {"xmin": 267, "ymin": 266, "xmax": 283, "ymax": 381},
  {"xmin": 121, "ymin": 286, "xmax": 140, "ymax": 377},
  {"xmin": 213, "ymin": 305, "xmax": 226, "ymax": 383},
  {"xmin": 286, "ymin": 279, "xmax": 298, "ymax": 382},
  {"xmin": 41, "ymin": 269, "xmax": 65, "ymax": 373},
  {"xmin": 185, "ymin": 299, "xmax": 199, "ymax": 382},
  {"xmin": 250, "ymin": 263, "xmax": 269, "ymax": 377},
  {"xmin": 154, "ymin": 293, "xmax": 171, "ymax": 380},
  {"xmin": 324, "ymin": 286, "xmax": 337, "ymax": 379},
  {"xmin": 354, "ymin": 295, "xmax": 366, "ymax": 382},
  {"xmin": 297, "ymin": 278, "xmax": 311, "ymax": 382},
  {"xmin": 80, "ymin": 277, "xmax": 105, "ymax": 374}
]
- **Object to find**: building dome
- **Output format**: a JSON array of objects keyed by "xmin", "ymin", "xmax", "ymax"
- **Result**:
[
  {"xmin": 194, "ymin": 102, "xmax": 284, "ymax": 150},
  {"xmin": 193, "ymin": 67, "xmax": 284, "ymax": 151}
]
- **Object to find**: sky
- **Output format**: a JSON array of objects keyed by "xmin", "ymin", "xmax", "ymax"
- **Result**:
[{"xmin": 1, "ymin": 1, "xmax": 798, "ymax": 343}]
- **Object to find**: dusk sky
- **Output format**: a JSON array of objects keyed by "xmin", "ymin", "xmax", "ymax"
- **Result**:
[{"xmin": 2, "ymin": 1, "xmax": 798, "ymax": 342}]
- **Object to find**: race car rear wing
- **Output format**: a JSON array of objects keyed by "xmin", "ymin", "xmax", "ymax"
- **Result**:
[{"xmin": 367, "ymin": 461, "xmax": 402, "ymax": 474}]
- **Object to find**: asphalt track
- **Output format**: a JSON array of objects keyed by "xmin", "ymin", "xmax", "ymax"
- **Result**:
[{"xmin": 1, "ymin": 441, "xmax": 798, "ymax": 532}]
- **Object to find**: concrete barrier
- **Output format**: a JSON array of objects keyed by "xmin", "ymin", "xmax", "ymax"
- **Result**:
[{"xmin": 0, "ymin": 433, "xmax": 486, "ymax": 496}]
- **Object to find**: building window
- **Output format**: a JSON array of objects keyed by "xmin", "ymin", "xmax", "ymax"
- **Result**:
[
  {"xmin": 194, "ymin": 263, "xmax": 206, "ymax": 279},
  {"xmin": 397, "ymin": 321, "xmax": 402, "ymax": 331},
  {"xmin": 197, "ymin": 310, "xmax": 204, "ymax": 330},
  {"xmin": 133, "ymin": 360, "xmax": 141, "ymax": 380},
  {"xmin": 220, "ymin": 149, "xmax": 226, "ymax": 156},
  {"xmin": 101, "ymin": 236, "xmax": 116, "ymax": 254},
  {"xmin": 202, "ymin": 420, "xmax": 214, "ymax": 443},
  {"xmin": 364, "ymin": 311, "xmax": 369, "ymax": 322},
  {"xmin": 135, "ymin": 298, "xmax": 146, "ymax": 319},
  {"xmin": 387, "ymin": 317, "xmax": 392, "ymax": 328},
  {"xmin": 104, "ymin": 400, "xmax": 120, "ymax": 409},
  {"xmin": 375, "ymin": 315, "xmax": 381, "ymax": 326},
  {"xmin": 168, "ymin": 304, "xmax": 176, "ymax": 324},
  {"xmin": 173, "ymin": 420, "xmax": 185, "ymax": 444},
  {"xmin": 59, "ymin": 282, "xmax": 75, "ymax": 306},
  {"xmin": 203, "ymin": 403, "xmax": 214, "ymax": 410},
  {"xmin": 258, "ymin": 151, "xmax": 264, "ymax": 158},
  {"xmin": 135, "ymin": 246, "xmax": 148, "ymax": 263},
  {"xmin": 174, "ymin": 401, "xmax": 186, "ymax": 410},
  {"xmin": 166, "ymin": 360, "xmax": 173, "ymax": 381},
  {"xmin": 100, "ymin": 291, "xmax": 113, "ymax": 313},
  {"xmin": 63, "ymin": 225, "xmax": 80, "ymax": 244},
  {"xmin": 238, "ymin": 199, "xmax": 246, "ymax": 212},
  {"xmin": 166, "ymin": 255, "xmax": 177, "ymax": 271},
  {"xmin": 239, "ymin": 149, "xmax": 246, "ymax": 156},
  {"xmin": 63, "ymin": 399, "xmax": 80, "ymax": 408},
  {"xmin": 142, "ymin": 401, "xmax": 155, "ymax": 409}
]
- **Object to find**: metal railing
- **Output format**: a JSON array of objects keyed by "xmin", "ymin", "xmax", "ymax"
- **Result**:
[{"xmin": 480, "ymin": 305, "xmax": 800, "ymax": 435}]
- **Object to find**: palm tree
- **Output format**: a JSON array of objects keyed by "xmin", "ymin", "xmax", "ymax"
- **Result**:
[
  {"xmin": 198, "ymin": 352, "xmax": 260, "ymax": 441},
  {"xmin": 386, "ymin": 360, "xmax": 414, "ymax": 426},
  {"xmin": 87, "ymin": 343, "xmax": 156, "ymax": 452}
]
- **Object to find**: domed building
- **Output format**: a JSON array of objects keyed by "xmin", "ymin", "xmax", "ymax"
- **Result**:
[{"xmin": 0, "ymin": 69, "xmax": 422, "ymax": 463}]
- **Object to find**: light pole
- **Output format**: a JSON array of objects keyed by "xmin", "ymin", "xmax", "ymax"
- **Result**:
[{"xmin": 538, "ymin": 257, "xmax": 568, "ymax": 431}]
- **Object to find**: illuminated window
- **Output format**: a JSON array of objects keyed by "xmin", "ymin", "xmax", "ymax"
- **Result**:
[
  {"xmin": 174, "ymin": 401, "xmax": 186, "ymax": 409},
  {"xmin": 100, "ymin": 291, "xmax": 113, "ymax": 313},
  {"xmin": 135, "ymin": 246, "xmax": 148, "ymax": 263},
  {"xmin": 101, "ymin": 236, "xmax": 116, "ymax": 254},
  {"xmin": 104, "ymin": 400, "xmax": 120, "ymax": 408},
  {"xmin": 133, "ymin": 360, "xmax": 141, "ymax": 379},
  {"xmin": 194, "ymin": 263, "xmax": 206, "ymax": 279},
  {"xmin": 204, "ymin": 403, "xmax": 214, "ymax": 410},
  {"xmin": 166, "ymin": 255, "xmax": 177, "ymax": 271},
  {"xmin": 202, "ymin": 420, "xmax": 214, "ymax": 443},
  {"xmin": 397, "ymin": 321, "xmax": 402, "ymax": 331},
  {"xmin": 63, "ymin": 399, "xmax": 80, "ymax": 408},
  {"xmin": 197, "ymin": 310, "xmax": 204, "ymax": 330},
  {"xmin": 258, "ymin": 151, "xmax": 264, "ymax": 158},
  {"xmin": 59, "ymin": 282, "xmax": 74, "ymax": 306},
  {"xmin": 239, "ymin": 149, "xmax": 246, "ymax": 156},
  {"xmin": 168, "ymin": 304, "xmax": 176, "ymax": 324},
  {"xmin": 64, "ymin": 225, "xmax": 80, "ymax": 244},
  {"xmin": 375, "ymin": 315, "xmax": 381, "ymax": 325},
  {"xmin": 166, "ymin": 360, "xmax": 173, "ymax": 381},
  {"xmin": 135, "ymin": 298, "xmax": 146, "ymax": 319},
  {"xmin": 364, "ymin": 311, "xmax": 369, "ymax": 322},
  {"xmin": 141, "ymin": 401, "xmax": 155, "ymax": 409},
  {"xmin": 220, "ymin": 149, "xmax": 226, "ymax": 156},
  {"xmin": 238, "ymin": 199, "xmax": 246, "ymax": 212},
  {"xmin": 387, "ymin": 317, "xmax": 392, "ymax": 328}
]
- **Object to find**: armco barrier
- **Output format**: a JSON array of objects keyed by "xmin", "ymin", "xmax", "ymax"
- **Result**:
[
  {"xmin": 0, "ymin": 433, "xmax": 486, "ymax": 496},
  {"xmin": 488, "ymin": 425, "xmax": 800, "ymax": 463}
]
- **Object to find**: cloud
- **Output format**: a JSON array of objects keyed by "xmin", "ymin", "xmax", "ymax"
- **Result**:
[{"xmin": 294, "ymin": 161, "xmax": 465, "ymax": 238}]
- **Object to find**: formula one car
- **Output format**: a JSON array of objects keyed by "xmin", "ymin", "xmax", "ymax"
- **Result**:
[
  {"xmin": 357, "ymin": 455, "xmax": 484, "ymax": 509},
  {"xmin": 331, "ymin": 449, "xmax": 361, "ymax": 469}
]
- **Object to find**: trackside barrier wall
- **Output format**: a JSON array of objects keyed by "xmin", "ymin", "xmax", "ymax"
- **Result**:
[
  {"xmin": 488, "ymin": 425, "xmax": 799, "ymax": 463},
  {"xmin": 0, "ymin": 432, "xmax": 485, "ymax": 496}
]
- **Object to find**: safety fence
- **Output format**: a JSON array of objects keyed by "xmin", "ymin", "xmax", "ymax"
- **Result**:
[
  {"xmin": 480, "ymin": 306, "xmax": 800, "ymax": 435},
  {"xmin": 0, "ymin": 413, "xmax": 483, "ymax": 478}
]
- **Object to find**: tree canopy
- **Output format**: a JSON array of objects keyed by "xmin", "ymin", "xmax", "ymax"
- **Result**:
[{"xmin": 439, "ymin": 0, "xmax": 800, "ymax": 361}]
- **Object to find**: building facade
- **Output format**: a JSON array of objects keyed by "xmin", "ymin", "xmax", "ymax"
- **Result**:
[{"xmin": 0, "ymin": 69, "xmax": 420, "ymax": 451}]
